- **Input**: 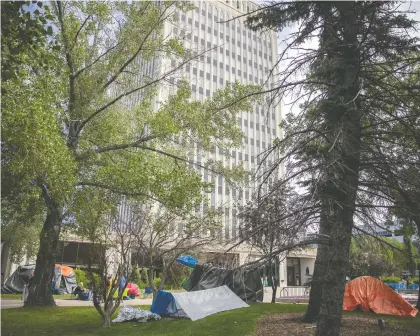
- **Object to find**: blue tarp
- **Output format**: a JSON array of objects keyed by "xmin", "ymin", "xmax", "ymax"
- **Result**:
[
  {"xmin": 176, "ymin": 255, "xmax": 197, "ymax": 268},
  {"xmin": 150, "ymin": 290, "xmax": 175, "ymax": 315}
]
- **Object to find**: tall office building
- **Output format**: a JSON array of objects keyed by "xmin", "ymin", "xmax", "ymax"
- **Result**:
[{"xmin": 155, "ymin": 0, "xmax": 283, "ymax": 244}]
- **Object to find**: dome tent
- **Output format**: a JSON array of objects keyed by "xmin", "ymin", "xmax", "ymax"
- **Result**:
[
  {"xmin": 2, "ymin": 264, "xmax": 77, "ymax": 295},
  {"xmin": 343, "ymin": 276, "xmax": 417, "ymax": 317}
]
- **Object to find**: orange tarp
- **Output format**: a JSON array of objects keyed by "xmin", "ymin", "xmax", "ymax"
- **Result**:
[
  {"xmin": 343, "ymin": 276, "xmax": 417, "ymax": 317},
  {"xmin": 55, "ymin": 264, "xmax": 75, "ymax": 277}
]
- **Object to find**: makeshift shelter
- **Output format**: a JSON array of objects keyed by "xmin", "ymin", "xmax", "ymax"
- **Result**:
[
  {"xmin": 186, "ymin": 264, "xmax": 263, "ymax": 302},
  {"xmin": 343, "ymin": 276, "xmax": 418, "ymax": 317},
  {"xmin": 126, "ymin": 282, "xmax": 140, "ymax": 297},
  {"xmin": 1, "ymin": 264, "xmax": 77, "ymax": 295},
  {"xmin": 150, "ymin": 285, "xmax": 249, "ymax": 320}
]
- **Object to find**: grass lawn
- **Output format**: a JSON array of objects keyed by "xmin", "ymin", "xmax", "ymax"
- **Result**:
[
  {"xmin": 2, "ymin": 303, "xmax": 306, "ymax": 336},
  {"xmin": 2, "ymin": 303, "xmax": 419, "ymax": 336}
]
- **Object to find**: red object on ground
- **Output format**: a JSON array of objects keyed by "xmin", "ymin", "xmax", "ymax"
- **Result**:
[
  {"xmin": 343, "ymin": 276, "xmax": 418, "ymax": 317},
  {"xmin": 126, "ymin": 282, "xmax": 140, "ymax": 296}
]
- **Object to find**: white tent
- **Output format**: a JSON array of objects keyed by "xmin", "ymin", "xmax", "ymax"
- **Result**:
[{"xmin": 171, "ymin": 285, "xmax": 249, "ymax": 321}]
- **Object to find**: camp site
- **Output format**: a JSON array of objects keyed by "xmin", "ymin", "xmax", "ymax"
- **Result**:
[{"xmin": 2, "ymin": 0, "xmax": 420, "ymax": 335}]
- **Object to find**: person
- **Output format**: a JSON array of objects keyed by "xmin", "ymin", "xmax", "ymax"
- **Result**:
[{"xmin": 73, "ymin": 282, "xmax": 85, "ymax": 299}]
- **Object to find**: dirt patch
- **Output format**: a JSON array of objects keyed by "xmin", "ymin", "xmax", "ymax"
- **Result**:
[{"xmin": 254, "ymin": 314, "xmax": 420, "ymax": 336}]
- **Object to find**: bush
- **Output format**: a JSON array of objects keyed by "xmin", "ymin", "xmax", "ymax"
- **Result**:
[
  {"xmin": 382, "ymin": 276, "xmax": 401, "ymax": 283},
  {"xmin": 140, "ymin": 268, "xmax": 148, "ymax": 283},
  {"xmin": 153, "ymin": 277, "xmax": 161, "ymax": 289},
  {"xmin": 74, "ymin": 269, "xmax": 88, "ymax": 287},
  {"xmin": 129, "ymin": 266, "xmax": 142, "ymax": 284},
  {"xmin": 74, "ymin": 269, "xmax": 102, "ymax": 288},
  {"xmin": 410, "ymin": 277, "xmax": 419, "ymax": 284}
]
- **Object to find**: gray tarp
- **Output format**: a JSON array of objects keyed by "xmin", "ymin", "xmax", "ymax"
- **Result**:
[
  {"xmin": 172, "ymin": 285, "xmax": 249, "ymax": 321},
  {"xmin": 1, "ymin": 264, "xmax": 77, "ymax": 294},
  {"xmin": 186, "ymin": 264, "xmax": 263, "ymax": 302}
]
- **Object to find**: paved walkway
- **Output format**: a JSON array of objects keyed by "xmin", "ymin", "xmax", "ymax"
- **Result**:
[{"xmin": 1, "ymin": 298, "xmax": 153, "ymax": 310}]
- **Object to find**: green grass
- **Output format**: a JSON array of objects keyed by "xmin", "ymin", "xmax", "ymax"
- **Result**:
[
  {"xmin": 2, "ymin": 303, "xmax": 419, "ymax": 336},
  {"xmin": 1, "ymin": 294, "xmax": 73, "ymax": 300},
  {"xmin": 1, "ymin": 303, "xmax": 306, "ymax": 336}
]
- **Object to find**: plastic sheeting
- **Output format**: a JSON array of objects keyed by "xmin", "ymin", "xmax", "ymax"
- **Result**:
[
  {"xmin": 176, "ymin": 255, "xmax": 197, "ymax": 268},
  {"xmin": 171, "ymin": 285, "xmax": 249, "ymax": 321},
  {"xmin": 112, "ymin": 305, "xmax": 161, "ymax": 323},
  {"xmin": 1, "ymin": 264, "xmax": 77, "ymax": 294},
  {"xmin": 187, "ymin": 264, "xmax": 263, "ymax": 302},
  {"xmin": 343, "ymin": 276, "xmax": 418, "ymax": 317},
  {"xmin": 1, "ymin": 265, "xmax": 35, "ymax": 294}
]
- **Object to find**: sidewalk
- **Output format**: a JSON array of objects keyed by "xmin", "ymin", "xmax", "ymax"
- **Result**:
[{"xmin": 1, "ymin": 298, "xmax": 153, "ymax": 310}]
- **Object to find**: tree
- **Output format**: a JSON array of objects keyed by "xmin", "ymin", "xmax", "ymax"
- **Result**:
[
  {"xmin": 3, "ymin": 1, "xmax": 261, "ymax": 307},
  {"xmin": 127, "ymin": 205, "xmax": 221, "ymax": 300},
  {"xmin": 240, "ymin": 184, "xmax": 306, "ymax": 303},
  {"xmin": 348, "ymin": 236, "xmax": 414, "ymax": 278},
  {"xmin": 246, "ymin": 2, "xmax": 419, "ymax": 334},
  {"xmin": 129, "ymin": 265, "xmax": 142, "ymax": 285},
  {"xmin": 1, "ymin": 1, "xmax": 60, "ymax": 266}
]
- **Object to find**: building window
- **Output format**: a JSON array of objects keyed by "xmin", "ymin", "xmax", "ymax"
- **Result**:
[
  {"xmin": 199, "ymin": 87, "xmax": 203, "ymax": 94},
  {"xmin": 201, "ymin": 23, "xmax": 205, "ymax": 30},
  {"xmin": 195, "ymin": 21, "xmax": 199, "ymax": 28},
  {"xmin": 206, "ymin": 89, "xmax": 210, "ymax": 97},
  {"xmin": 193, "ymin": 67, "xmax": 197, "ymax": 75},
  {"xmin": 213, "ymin": 75, "xmax": 217, "ymax": 82},
  {"xmin": 232, "ymin": 150, "xmax": 236, "ymax": 159},
  {"xmin": 208, "ymin": 26, "xmax": 211, "ymax": 33},
  {"xmin": 272, "ymin": 128, "xmax": 276, "ymax": 135},
  {"xmin": 213, "ymin": 59, "xmax": 217, "ymax": 66},
  {"xmin": 232, "ymin": 67, "xmax": 235, "ymax": 74},
  {"xmin": 194, "ymin": 36, "xmax": 198, "ymax": 43},
  {"xmin": 250, "ymin": 121, "xmax": 253, "ymax": 128},
  {"xmin": 206, "ymin": 73, "xmax": 210, "ymax": 80},
  {"xmin": 226, "ymin": 65, "xmax": 230, "ymax": 71},
  {"xmin": 256, "ymin": 123, "xmax": 259, "ymax": 130},
  {"xmin": 238, "ymin": 69, "xmax": 241, "ymax": 76},
  {"xmin": 245, "ymin": 153, "xmax": 248, "ymax": 161},
  {"xmin": 199, "ymin": 70, "xmax": 204, "ymax": 77},
  {"xmin": 238, "ymin": 152, "xmax": 242, "ymax": 161},
  {"xmin": 219, "ymin": 62, "xmax": 223, "ymax": 69},
  {"xmin": 192, "ymin": 84, "xmax": 196, "ymax": 91},
  {"xmin": 188, "ymin": 17, "xmax": 192, "ymax": 24},
  {"xmin": 244, "ymin": 119, "xmax": 248, "ymax": 127},
  {"xmin": 219, "ymin": 78, "xmax": 223, "ymax": 84},
  {"xmin": 251, "ymin": 138, "xmax": 254, "ymax": 145}
]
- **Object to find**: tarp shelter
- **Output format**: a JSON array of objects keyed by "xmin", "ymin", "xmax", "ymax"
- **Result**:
[
  {"xmin": 150, "ymin": 285, "xmax": 249, "ymax": 320},
  {"xmin": 126, "ymin": 282, "xmax": 140, "ymax": 297},
  {"xmin": 2, "ymin": 264, "xmax": 77, "ymax": 295},
  {"xmin": 186, "ymin": 264, "xmax": 263, "ymax": 302},
  {"xmin": 176, "ymin": 255, "xmax": 197, "ymax": 268},
  {"xmin": 343, "ymin": 276, "xmax": 418, "ymax": 317}
]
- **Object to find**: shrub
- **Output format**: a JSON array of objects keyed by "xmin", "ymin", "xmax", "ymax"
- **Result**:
[
  {"xmin": 74, "ymin": 269, "xmax": 88, "ymax": 287},
  {"xmin": 410, "ymin": 277, "xmax": 419, "ymax": 284},
  {"xmin": 140, "ymin": 268, "xmax": 148, "ymax": 283},
  {"xmin": 382, "ymin": 275, "xmax": 401, "ymax": 283},
  {"xmin": 74, "ymin": 269, "xmax": 102, "ymax": 288},
  {"xmin": 129, "ymin": 265, "xmax": 142, "ymax": 284},
  {"xmin": 153, "ymin": 277, "xmax": 161, "ymax": 289}
]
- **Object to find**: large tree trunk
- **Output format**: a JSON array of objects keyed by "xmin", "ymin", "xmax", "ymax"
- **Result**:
[
  {"xmin": 25, "ymin": 190, "xmax": 61, "ymax": 307},
  {"xmin": 302, "ymin": 207, "xmax": 330, "ymax": 322},
  {"xmin": 315, "ymin": 214, "xmax": 354, "ymax": 336}
]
